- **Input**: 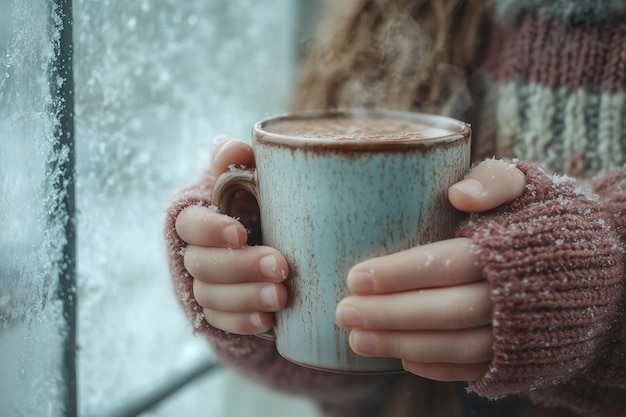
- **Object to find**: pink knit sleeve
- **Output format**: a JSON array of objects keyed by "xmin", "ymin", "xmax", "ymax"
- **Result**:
[
  {"xmin": 163, "ymin": 167, "xmax": 393, "ymax": 406},
  {"xmin": 457, "ymin": 161, "xmax": 626, "ymax": 416}
]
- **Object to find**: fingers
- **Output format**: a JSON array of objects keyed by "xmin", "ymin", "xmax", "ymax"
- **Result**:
[
  {"xmin": 337, "ymin": 282, "xmax": 491, "ymax": 330},
  {"xmin": 346, "ymin": 238, "xmax": 481, "ymax": 295},
  {"xmin": 338, "ymin": 237, "xmax": 494, "ymax": 382},
  {"xmin": 193, "ymin": 280, "xmax": 287, "ymax": 313},
  {"xmin": 448, "ymin": 159, "xmax": 525, "ymax": 213},
  {"xmin": 176, "ymin": 205, "xmax": 248, "ymax": 248},
  {"xmin": 186, "ymin": 244, "xmax": 287, "ymax": 335},
  {"xmin": 348, "ymin": 326, "xmax": 493, "ymax": 365},
  {"xmin": 185, "ymin": 243, "xmax": 288, "ymax": 335},
  {"xmin": 203, "ymin": 309, "xmax": 274, "ymax": 335},
  {"xmin": 184, "ymin": 245, "xmax": 288, "ymax": 284},
  {"xmin": 211, "ymin": 137, "xmax": 255, "ymax": 173}
]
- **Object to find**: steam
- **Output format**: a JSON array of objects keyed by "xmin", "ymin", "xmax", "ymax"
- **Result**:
[{"xmin": 291, "ymin": 0, "xmax": 479, "ymax": 120}]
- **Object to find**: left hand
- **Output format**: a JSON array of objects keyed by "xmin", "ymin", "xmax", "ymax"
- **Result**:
[{"xmin": 336, "ymin": 159, "xmax": 526, "ymax": 381}]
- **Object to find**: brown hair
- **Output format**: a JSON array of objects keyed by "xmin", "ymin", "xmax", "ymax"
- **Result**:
[{"xmin": 290, "ymin": 0, "xmax": 485, "ymax": 118}]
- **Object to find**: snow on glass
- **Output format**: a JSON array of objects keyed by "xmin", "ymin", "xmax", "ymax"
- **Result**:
[
  {"xmin": 74, "ymin": 1, "xmax": 297, "ymax": 415},
  {"xmin": 1, "ymin": 0, "xmax": 317, "ymax": 416},
  {"xmin": 0, "ymin": 1, "xmax": 69, "ymax": 416}
]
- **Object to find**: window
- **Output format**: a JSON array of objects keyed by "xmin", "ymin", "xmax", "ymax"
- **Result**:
[{"xmin": 0, "ymin": 1, "xmax": 322, "ymax": 415}]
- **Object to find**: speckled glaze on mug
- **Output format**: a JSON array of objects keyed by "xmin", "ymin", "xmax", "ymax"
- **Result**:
[{"xmin": 212, "ymin": 109, "xmax": 471, "ymax": 374}]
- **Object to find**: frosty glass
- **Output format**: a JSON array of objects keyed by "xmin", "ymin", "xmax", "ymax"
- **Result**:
[
  {"xmin": 72, "ymin": 1, "xmax": 306, "ymax": 416},
  {"xmin": 0, "ymin": 1, "xmax": 73, "ymax": 416}
]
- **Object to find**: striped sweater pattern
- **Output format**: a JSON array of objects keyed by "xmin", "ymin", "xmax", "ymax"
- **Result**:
[{"xmin": 476, "ymin": 1, "xmax": 626, "ymax": 178}]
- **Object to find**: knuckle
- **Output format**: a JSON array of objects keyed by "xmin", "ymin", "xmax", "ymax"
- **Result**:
[
  {"xmin": 475, "ymin": 158, "xmax": 500, "ymax": 173},
  {"xmin": 456, "ymin": 330, "xmax": 492, "ymax": 363},
  {"xmin": 389, "ymin": 335, "xmax": 416, "ymax": 361},
  {"xmin": 195, "ymin": 282, "xmax": 267, "ymax": 313},
  {"xmin": 456, "ymin": 339, "xmax": 478, "ymax": 363},
  {"xmin": 395, "ymin": 341, "xmax": 413, "ymax": 360},
  {"xmin": 444, "ymin": 301, "xmax": 467, "ymax": 329},
  {"xmin": 203, "ymin": 309, "xmax": 249, "ymax": 335}
]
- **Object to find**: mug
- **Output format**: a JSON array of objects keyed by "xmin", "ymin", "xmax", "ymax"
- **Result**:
[{"xmin": 212, "ymin": 109, "xmax": 471, "ymax": 373}]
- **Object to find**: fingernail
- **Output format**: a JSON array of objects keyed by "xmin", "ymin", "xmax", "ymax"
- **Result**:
[
  {"xmin": 260, "ymin": 255, "xmax": 283, "ymax": 280},
  {"xmin": 348, "ymin": 270, "xmax": 375, "ymax": 294},
  {"xmin": 260, "ymin": 285, "xmax": 278, "ymax": 308},
  {"xmin": 249, "ymin": 312, "xmax": 265, "ymax": 328},
  {"xmin": 338, "ymin": 305, "xmax": 363, "ymax": 328},
  {"xmin": 451, "ymin": 178, "xmax": 484, "ymax": 197},
  {"xmin": 222, "ymin": 225, "xmax": 240, "ymax": 247},
  {"xmin": 351, "ymin": 331, "xmax": 379, "ymax": 355}
]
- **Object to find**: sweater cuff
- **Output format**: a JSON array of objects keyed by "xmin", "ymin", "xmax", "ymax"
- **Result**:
[
  {"xmin": 164, "ymin": 169, "xmax": 217, "ymax": 331},
  {"xmin": 457, "ymin": 161, "xmax": 624, "ymax": 398}
]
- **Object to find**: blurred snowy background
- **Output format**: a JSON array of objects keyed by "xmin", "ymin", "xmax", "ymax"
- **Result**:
[{"xmin": 0, "ymin": 0, "xmax": 323, "ymax": 416}]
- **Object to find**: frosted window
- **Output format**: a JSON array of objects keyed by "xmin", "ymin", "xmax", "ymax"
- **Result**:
[
  {"xmin": 1, "ymin": 0, "xmax": 320, "ymax": 416},
  {"xmin": 1, "ymin": 0, "xmax": 73, "ymax": 416}
]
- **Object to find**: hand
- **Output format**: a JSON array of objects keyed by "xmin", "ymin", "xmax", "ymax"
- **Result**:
[
  {"xmin": 336, "ymin": 159, "xmax": 526, "ymax": 381},
  {"xmin": 176, "ymin": 138, "xmax": 289, "ymax": 335}
]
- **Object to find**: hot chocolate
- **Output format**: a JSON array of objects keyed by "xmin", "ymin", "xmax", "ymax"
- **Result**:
[{"xmin": 264, "ymin": 116, "xmax": 456, "ymax": 142}]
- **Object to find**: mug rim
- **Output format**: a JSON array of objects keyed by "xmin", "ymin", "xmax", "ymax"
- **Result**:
[{"xmin": 253, "ymin": 109, "xmax": 471, "ymax": 149}]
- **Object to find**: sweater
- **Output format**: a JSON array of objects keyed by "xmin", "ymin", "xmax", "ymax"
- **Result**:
[{"xmin": 164, "ymin": 1, "xmax": 626, "ymax": 416}]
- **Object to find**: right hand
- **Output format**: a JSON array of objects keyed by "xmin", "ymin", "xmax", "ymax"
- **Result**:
[{"xmin": 175, "ymin": 138, "xmax": 289, "ymax": 335}]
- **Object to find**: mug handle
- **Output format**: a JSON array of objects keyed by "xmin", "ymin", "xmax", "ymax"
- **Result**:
[{"xmin": 211, "ymin": 168, "xmax": 277, "ymax": 342}]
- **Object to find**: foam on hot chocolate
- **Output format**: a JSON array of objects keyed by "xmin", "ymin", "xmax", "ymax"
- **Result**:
[{"xmin": 265, "ymin": 116, "xmax": 455, "ymax": 141}]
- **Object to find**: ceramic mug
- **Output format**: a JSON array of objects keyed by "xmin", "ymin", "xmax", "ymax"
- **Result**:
[{"xmin": 212, "ymin": 109, "xmax": 471, "ymax": 373}]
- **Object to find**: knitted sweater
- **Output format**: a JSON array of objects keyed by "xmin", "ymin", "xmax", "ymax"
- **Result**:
[{"xmin": 164, "ymin": 1, "xmax": 626, "ymax": 416}]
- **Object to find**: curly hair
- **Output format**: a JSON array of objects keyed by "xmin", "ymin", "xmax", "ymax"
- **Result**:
[{"xmin": 290, "ymin": 0, "xmax": 485, "ymax": 118}]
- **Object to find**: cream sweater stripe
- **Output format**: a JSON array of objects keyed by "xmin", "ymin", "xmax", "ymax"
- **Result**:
[{"xmin": 485, "ymin": 80, "xmax": 625, "ymax": 176}]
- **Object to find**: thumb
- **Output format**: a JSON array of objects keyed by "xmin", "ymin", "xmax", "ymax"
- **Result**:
[{"xmin": 448, "ymin": 159, "xmax": 526, "ymax": 213}]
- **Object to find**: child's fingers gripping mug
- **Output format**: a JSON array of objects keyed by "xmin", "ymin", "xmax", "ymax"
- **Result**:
[{"xmin": 212, "ymin": 109, "xmax": 471, "ymax": 374}]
